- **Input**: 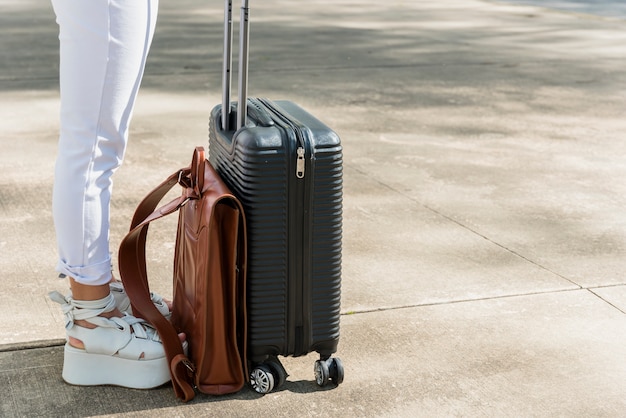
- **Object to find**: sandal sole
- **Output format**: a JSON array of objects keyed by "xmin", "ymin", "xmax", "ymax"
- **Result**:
[{"xmin": 62, "ymin": 343, "xmax": 170, "ymax": 389}]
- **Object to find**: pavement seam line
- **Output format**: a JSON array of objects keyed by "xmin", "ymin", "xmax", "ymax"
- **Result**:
[
  {"xmin": 341, "ymin": 287, "xmax": 584, "ymax": 316},
  {"xmin": 348, "ymin": 163, "xmax": 583, "ymax": 289},
  {"xmin": 0, "ymin": 339, "xmax": 66, "ymax": 353},
  {"xmin": 586, "ymin": 288, "xmax": 626, "ymax": 315}
]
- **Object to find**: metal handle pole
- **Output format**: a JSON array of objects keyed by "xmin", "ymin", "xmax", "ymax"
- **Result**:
[
  {"xmin": 236, "ymin": 0, "xmax": 250, "ymax": 130},
  {"xmin": 221, "ymin": 0, "xmax": 233, "ymax": 131}
]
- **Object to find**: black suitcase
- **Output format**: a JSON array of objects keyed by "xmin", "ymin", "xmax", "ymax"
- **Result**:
[{"xmin": 208, "ymin": 0, "xmax": 344, "ymax": 394}]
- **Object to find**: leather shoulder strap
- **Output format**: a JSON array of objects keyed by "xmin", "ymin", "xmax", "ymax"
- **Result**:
[{"xmin": 118, "ymin": 167, "xmax": 196, "ymax": 402}]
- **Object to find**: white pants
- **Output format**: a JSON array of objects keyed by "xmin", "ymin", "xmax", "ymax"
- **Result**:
[{"xmin": 51, "ymin": 0, "xmax": 158, "ymax": 285}]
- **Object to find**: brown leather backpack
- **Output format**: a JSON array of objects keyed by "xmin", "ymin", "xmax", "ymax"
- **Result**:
[{"xmin": 118, "ymin": 147, "xmax": 247, "ymax": 402}]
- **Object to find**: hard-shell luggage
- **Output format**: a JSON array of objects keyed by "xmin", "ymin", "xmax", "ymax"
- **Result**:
[{"xmin": 208, "ymin": 0, "xmax": 344, "ymax": 394}]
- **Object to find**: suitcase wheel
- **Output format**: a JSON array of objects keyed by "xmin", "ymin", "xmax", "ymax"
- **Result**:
[
  {"xmin": 250, "ymin": 364, "xmax": 275, "ymax": 394},
  {"xmin": 329, "ymin": 357, "xmax": 344, "ymax": 385},
  {"xmin": 315, "ymin": 357, "xmax": 344, "ymax": 387},
  {"xmin": 250, "ymin": 358, "xmax": 288, "ymax": 394},
  {"xmin": 266, "ymin": 357, "xmax": 288, "ymax": 388},
  {"xmin": 314, "ymin": 359, "xmax": 330, "ymax": 386}
]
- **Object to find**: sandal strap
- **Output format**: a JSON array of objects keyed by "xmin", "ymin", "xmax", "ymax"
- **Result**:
[
  {"xmin": 109, "ymin": 281, "xmax": 170, "ymax": 318},
  {"xmin": 49, "ymin": 290, "xmax": 165, "ymax": 359},
  {"xmin": 49, "ymin": 291, "xmax": 116, "ymax": 330},
  {"xmin": 122, "ymin": 314, "xmax": 162, "ymax": 343}
]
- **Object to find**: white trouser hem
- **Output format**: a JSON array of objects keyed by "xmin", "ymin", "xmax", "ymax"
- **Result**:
[{"xmin": 56, "ymin": 257, "xmax": 113, "ymax": 286}]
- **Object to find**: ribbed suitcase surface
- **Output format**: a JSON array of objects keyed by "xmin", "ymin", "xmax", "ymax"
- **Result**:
[{"xmin": 209, "ymin": 99, "xmax": 342, "ymax": 362}]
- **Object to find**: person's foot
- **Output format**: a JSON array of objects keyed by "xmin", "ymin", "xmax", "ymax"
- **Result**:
[
  {"xmin": 49, "ymin": 288, "xmax": 185, "ymax": 388},
  {"xmin": 67, "ymin": 304, "xmax": 124, "ymax": 350}
]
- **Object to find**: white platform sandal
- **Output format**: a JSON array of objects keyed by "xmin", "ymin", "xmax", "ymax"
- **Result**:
[
  {"xmin": 49, "ymin": 291, "xmax": 171, "ymax": 389},
  {"xmin": 109, "ymin": 281, "xmax": 171, "ymax": 319}
]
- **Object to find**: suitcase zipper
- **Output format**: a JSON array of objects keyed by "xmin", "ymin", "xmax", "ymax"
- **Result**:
[
  {"xmin": 255, "ymin": 98, "xmax": 307, "ymax": 179},
  {"xmin": 296, "ymin": 147, "xmax": 305, "ymax": 178},
  {"xmin": 255, "ymin": 98, "xmax": 311, "ymax": 356}
]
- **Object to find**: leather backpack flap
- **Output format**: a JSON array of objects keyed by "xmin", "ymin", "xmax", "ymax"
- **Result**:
[{"xmin": 171, "ymin": 161, "xmax": 247, "ymax": 396}]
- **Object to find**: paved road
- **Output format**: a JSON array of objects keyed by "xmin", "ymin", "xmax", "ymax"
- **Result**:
[
  {"xmin": 2, "ymin": 0, "xmax": 626, "ymax": 416},
  {"xmin": 497, "ymin": 0, "xmax": 626, "ymax": 18}
]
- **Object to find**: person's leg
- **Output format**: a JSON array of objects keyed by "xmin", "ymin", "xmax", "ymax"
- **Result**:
[
  {"xmin": 52, "ymin": 0, "xmax": 159, "ymax": 288},
  {"xmin": 49, "ymin": 0, "xmax": 175, "ymax": 388}
]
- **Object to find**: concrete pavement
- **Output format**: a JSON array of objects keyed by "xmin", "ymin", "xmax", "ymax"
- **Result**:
[{"xmin": 1, "ymin": 0, "xmax": 625, "ymax": 416}]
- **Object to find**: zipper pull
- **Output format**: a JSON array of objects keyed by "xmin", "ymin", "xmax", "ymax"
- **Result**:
[{"xmin": 296, "ymin": 147, "xmax": 305, "ymax": 179}]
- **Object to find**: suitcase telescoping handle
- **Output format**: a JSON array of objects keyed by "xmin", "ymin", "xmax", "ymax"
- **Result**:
[
  {"xmin": 222, "ymin": 0, "xmax": 250, "ymax": 131},
  {"xmin": 221, "ymin": 0, "xmax": 233, "ymax": 131}
]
